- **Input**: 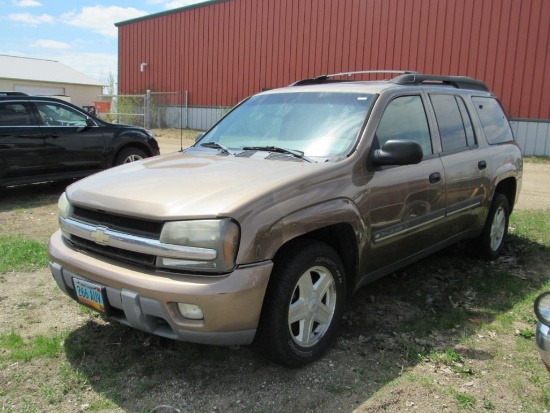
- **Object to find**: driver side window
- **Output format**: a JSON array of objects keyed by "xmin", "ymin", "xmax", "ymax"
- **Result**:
[
  {"xmin": 35, "ymin": 102, "xmax": 88, "ymax": 127},
  {"xmin": 375, "ymin": 96, "xmax": 432, "ymax": 156}
]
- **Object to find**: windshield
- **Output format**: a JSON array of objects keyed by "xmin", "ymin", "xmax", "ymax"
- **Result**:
[{"xmin": 197, "ymin": 91, "xmax": 374, "ymax": 161}]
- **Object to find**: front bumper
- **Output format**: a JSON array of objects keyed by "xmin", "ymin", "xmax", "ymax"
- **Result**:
[
  {"xmin": 536, "ymin": 321, "xmax": 550, "ymax": 373},
  {"xmin": 48, "ymin": 230, "xmax": 272, "ymax": 346}
]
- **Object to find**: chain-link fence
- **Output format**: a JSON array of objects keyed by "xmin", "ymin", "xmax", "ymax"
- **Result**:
[{"xmin": 94, "ymin": 90, "xmax": 189, "ymax": 129}]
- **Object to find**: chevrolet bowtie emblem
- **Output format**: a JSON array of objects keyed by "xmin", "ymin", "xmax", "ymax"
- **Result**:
[{"xmin": 91, "ymin": 227, "xmax": 110, "ymax": 245}]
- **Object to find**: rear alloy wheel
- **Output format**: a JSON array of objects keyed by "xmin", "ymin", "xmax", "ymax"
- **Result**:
[
  {"xmin": 477, "ymin": 193, "xmax": 510, "ymax": 260},
  {"xmin": 257, "ymin": 239, "xmax": 346, "ymax": 367},
  {"xmin": 114, "ymin": 148, "xmax": 147, "ymax": 165}
]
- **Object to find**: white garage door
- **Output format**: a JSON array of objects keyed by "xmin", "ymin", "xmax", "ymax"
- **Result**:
[{"xmin": 15, "ymin": 84, "xmax": 65, "ymax": 96}]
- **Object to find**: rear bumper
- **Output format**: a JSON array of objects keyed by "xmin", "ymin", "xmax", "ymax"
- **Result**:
[
  {"xmin": 48, "ymin": 230, "xmax": 272, "ymax": 346},
  {"xmin": 536, "ymin": 321, "xmax": 550, "ymax": 373}
]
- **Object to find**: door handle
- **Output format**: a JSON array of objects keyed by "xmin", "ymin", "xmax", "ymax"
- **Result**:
[
  {"xmin": 429, "ymin": 172, "xmax": 441, "ymax": 184},
  {"xmin": 478, "ymin": 160, "xmax": 487, "ymax": 170}
]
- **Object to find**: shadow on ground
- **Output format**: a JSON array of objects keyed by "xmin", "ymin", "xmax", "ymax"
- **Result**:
[{"xmin": 63, "ymin": 234, "xmax": 549, "ymax": 412}]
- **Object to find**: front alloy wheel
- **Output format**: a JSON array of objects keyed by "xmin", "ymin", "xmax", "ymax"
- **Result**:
[
  {"xmin": 288, "ymin": 265, "xmax": 337, "ymax": 348},
  {"xmin": 257, "ymin": 239, "xmax": 346, "ymax": 367}
]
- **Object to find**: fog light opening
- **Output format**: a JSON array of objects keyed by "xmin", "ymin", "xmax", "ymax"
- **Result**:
[{"xmin": 177, "ymin": 303, "xmax": 204, "ymax": 320}]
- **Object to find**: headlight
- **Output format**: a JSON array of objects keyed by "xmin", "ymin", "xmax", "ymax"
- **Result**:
[
  {"xmin": 535, "ymin": 292, "xmax": 550, "ymax": 327},
  {"xmin": 58, "ymin": 192, "xmax": 73, "ymax": 219},
  {"xmin": 158, "ymin": 219, "xmax": 239, "ymax": 273}
]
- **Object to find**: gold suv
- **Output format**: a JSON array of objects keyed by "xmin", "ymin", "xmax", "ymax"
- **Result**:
[{"xmin": 48, "ymin": 71, "xmax": 523, "ymax": 367}]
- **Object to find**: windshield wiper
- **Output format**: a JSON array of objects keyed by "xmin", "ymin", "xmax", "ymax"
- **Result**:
[
  {"xmin": 200, "ymin": 141, "xmax": 237, "ymax": 156},
  {"xmin": 242, "ymin": 146, "xmax": 314, "ymax": 163}
]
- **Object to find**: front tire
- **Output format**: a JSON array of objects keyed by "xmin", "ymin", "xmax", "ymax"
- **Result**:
[
  {"xmin": 477, "ymin": 193, "xmax": 510, "ymax": 260},
  {"xmin": 114, "ymin": 147, "xmax": 147, "ymax": 165},
  {"xmin": 257, "ymin": 239, "xmax": 346, "ymax": 367}
]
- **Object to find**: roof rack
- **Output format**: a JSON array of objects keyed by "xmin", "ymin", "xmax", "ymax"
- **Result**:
[
  {"xmin": 291, "ymin": 70, "xmax": 420, "ymax": 86},
  {"xmin": 290, "ymin": 71, "xmax": 489, "ymax": 91},
  {"xmin": 390, "ymin": 74, "xmax": 489, "ymax": 91},
  {"xmin": 0, "ymin": 91, "xmax": 28, "ymax": 96}
]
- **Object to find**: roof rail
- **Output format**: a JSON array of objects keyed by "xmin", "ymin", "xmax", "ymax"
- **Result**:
[
  {"xmin": 390, "ymin": 74, "xmax": 489, "ymax": 91},
  {"xmin": 291, "ymin": 70, "xmax": 420, "ymax": 86},
  {"xmin": 0, "ymin": 91, "xmax": 28, "ymax": 96}
]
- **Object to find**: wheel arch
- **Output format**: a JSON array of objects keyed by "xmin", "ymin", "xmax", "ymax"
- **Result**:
[
  {"xmin": 271, "ymin": 223, "xmax": 360, "ymax": 301},
  {"xmin": 494, "ymin": 176, "xmax": 517, "ymax": 212}
]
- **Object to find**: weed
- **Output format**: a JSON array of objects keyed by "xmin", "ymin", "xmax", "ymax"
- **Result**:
[
  {"xmin": 518, "ymin": 329, "xmax": 535, "ymax": 339},
  {"xmin": 452, "ymin": 390, "xmax": 477, "ymax": 409},
  {"xmin": 483, "ymin": 397, "xmax": 496, "ymax": 410}
]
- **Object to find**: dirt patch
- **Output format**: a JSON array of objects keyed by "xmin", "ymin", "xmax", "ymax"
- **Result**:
[
  {"xmin": 515, "ymin": 162, "xmax": 550, "ymax": 210},
  {"xmin": 0, "ymin": 138, "xmax": 548, "ymax": 413}
]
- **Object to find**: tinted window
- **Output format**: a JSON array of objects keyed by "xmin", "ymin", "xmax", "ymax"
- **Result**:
[
  {"xmin": 376, "ymin": 95, "xmax": 432, "ymax": 155},
  {"xmin": 430, "ymin": 94, "xmax": 472, "ymax": 152},
  {"xmin": 457, "ymin": 97, "xmax": 476, "ymax": 147},
  {"xmin": 472, "ymin": 97, "xmax": 514, "ymax": 144},
  {"xmin": 35, "ymin": 102, "xmax": 88, "ymax": 127},
  {"xmin": 0, "ymin": 102, "xmax": 35, "ymax": 126}
]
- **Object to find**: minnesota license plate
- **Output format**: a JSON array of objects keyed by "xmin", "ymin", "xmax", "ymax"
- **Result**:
[{"xmin": 73, "ymin": 278, "xmax": 107, "ymax": 313}]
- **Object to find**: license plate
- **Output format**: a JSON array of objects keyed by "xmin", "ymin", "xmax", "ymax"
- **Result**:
[{"xmin": 73, "ymin": 278, "xmax": 107, "ymax": 313}]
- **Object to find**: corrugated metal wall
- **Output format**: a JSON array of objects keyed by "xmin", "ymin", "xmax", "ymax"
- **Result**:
[{"xmin": 117, "ymin": 0, "xmax": 550, "ymax": 120}]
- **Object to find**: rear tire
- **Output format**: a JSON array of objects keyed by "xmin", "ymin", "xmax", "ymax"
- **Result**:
[
  {"xmin": 476, "ymin": 193, "xmax": 510, "ymax": 260},
  {"xmin": 114, "ymin": 147, "xmax": 147, "ymax": 165},
  {"xmin": 256, "ymin": 239, "xmax": 346, "ymax": 367}
]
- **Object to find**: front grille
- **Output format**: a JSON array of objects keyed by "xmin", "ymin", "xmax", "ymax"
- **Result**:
[
  {"xmin": 73, "ymin": 206, "xmax": 163, "ymax": 238},
  {"xmin": 70, "ymin": 235, "xmax": 157, "ymax": 267}
]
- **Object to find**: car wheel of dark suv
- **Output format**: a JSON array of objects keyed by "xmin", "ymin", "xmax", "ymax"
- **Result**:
[
  {"xmin": 115, "ymin": 148, "xmax": 147, "ymax": 165},
  {"xmin": 257, "ymin": 239, "xmax": 346, "ymax": 367},
  {"xmin": 477, "ymin": 193, "xmax": 510, "ymax": 261}
]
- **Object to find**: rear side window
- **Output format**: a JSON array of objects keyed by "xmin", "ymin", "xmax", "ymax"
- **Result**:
[
  {"xmin": 0, "ymin": 102, "xmax": 35, "ymax": 126},
  {"xmin": 472, "ymin": 97, "xmax": 514, "ymax": 144},
  {"xmin": 430, "ymin": 94, "xmax": 475, "ymax": 152}
]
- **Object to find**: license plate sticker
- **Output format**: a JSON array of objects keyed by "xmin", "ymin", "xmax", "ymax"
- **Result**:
[{"xmin": 73, "ymin": 278, "xmax": 107, "ymax": 313}]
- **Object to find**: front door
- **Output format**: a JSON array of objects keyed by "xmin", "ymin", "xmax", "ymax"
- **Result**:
[
  {"xmin": 361, "ymin": 95, "xmax": 446, "ymax": 275},
  {"xmin": 34, "ymin": 101, "xmax": 105, "ymax": 177}
]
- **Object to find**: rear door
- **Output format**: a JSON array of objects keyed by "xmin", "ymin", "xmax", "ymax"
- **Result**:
[
  {"xmin": 428, "ymin": 93, "xmax": 489, "ymax": 237},
  {"xmin": 0, "ymin": 100, "xmax": 45, "ymax": 184},
  {"xmin": 33, "ymin": 100, "xmax": 106, "ymax": 176}
]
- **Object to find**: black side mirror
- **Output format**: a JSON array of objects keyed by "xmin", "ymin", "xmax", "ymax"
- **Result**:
[
  {"xmin": 371, "ymin": 140, "xmax": 423, "ymax": 167},
  {"xmin": 77, "ymin": 117, "xmax": 95, "ymax": 133}
]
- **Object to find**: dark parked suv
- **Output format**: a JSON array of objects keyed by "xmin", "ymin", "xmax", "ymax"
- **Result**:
[
  {"xmin": 48, "ymin": 71, "xmax": 522, "ymax": 367},
  {"xmin": 0, "ymin": 92, "xmax": 160, "ymax": 187}
]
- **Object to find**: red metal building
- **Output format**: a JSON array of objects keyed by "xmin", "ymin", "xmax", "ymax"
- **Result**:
[{"xmin": 116, "ymin": 0, "xmax": 550, "ymax": 153}]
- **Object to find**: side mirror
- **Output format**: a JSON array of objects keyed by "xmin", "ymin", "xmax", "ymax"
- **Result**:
[
  {"xmin": 77, "ymin": 117, "xmax": 95, "ymax": 133},
  {"xmin": 195, "ymin": 132, "xmax": 205, "ymax": 143},
  {"xmin": 371, "ymin": 140, "xmax": 423, "ymax": 167}
]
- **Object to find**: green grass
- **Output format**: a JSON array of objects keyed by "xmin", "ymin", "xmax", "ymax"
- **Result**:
[
  {"xmin": 0, "ymin": 332, "xmax": 64, "ymax": 362},
  {"xmin": 510, "ymin": 210, "xmax": 550, "ymax": 247},
  {"xmin": 523, "ymin": 155, "xmax": 550, "ymax": 164},
  {"xmin": 0, "ymin": 235, "xmax": 49, "ymax": 273}
]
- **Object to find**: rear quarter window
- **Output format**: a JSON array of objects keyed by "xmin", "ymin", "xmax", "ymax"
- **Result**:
[{"xmin": 472, "ymin": 97, "xmax": 514, "ymax": 144}]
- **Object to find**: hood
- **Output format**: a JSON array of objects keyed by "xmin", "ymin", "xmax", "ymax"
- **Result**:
[{"xmin": 66, "ymin": 151, "xmax": 322, "ymax": 220}]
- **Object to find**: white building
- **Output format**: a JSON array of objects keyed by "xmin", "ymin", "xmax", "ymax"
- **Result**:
[{"xmin": 0, "ymin": 55, "xmax": 104, "ymax": 108}]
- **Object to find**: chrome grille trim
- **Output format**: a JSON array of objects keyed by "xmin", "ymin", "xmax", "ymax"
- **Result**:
[{"xmin": 60, "ymin": 216, "xmax": 217, "ymax": 261}]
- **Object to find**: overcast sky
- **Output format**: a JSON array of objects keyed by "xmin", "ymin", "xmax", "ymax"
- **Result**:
[{"xmin": 1, "ymin": 0, "xmax": 210, "ymax": 85}]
